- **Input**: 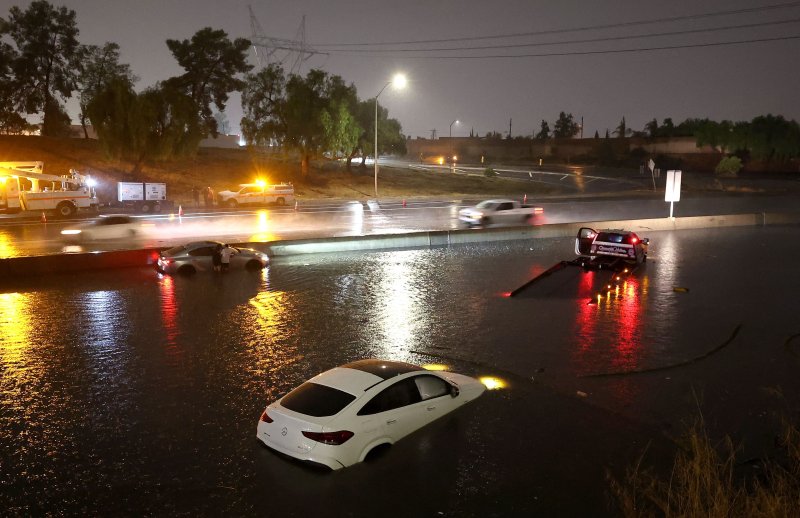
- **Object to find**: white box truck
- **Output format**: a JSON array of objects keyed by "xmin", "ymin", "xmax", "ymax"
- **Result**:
[{"xmin": 117, "ymin": 182, "xmax": 170, "ymax": 213}]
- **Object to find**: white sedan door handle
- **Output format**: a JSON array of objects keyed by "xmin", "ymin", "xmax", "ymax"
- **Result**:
[
  {"xmin": 426, "ymin": 406, "xmax": 436, "ymax": 411},
  {"xmin": 386, "ymin": 419, "xmax": 397, "ymax": 425}
]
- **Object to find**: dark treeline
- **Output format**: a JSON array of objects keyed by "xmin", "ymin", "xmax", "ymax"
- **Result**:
[
  {"xmin": 488, "ymin": 112, "xmax": 800, "ymax": 166},
  {"xmin": 0, "ymin": 1, "xmax": 405, "ymax": 174}
]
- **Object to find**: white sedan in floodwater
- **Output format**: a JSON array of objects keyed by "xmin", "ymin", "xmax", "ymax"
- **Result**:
[{"xmin": 256, "ymin": 359, "xmax": 486, "ymax": 470}]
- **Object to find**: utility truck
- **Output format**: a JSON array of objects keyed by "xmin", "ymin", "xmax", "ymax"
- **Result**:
[
  {"xmin": 0, "ymin": 161, "xmax": 98, "ymax": 218},
  {"xmin": 217, "ymin": 182, "xmax": 294, "ymax": 208}
]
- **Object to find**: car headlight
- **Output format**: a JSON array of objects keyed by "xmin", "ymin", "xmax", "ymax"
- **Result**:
[{"xmin": 61, "ymin": 229, "xmax": 81, "ymax": 235}]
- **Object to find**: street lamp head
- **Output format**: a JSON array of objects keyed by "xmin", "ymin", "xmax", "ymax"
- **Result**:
[{"xmin": 392, "ymin": 73, "xmax": 407, "ymax": 90}]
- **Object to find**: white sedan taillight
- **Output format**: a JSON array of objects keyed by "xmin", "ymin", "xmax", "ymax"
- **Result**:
[{"xmin": 301, "ymin": 430, "xmax": 354, "ymax": 445}]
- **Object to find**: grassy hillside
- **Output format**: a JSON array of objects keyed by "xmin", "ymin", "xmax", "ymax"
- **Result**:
[{"xmin": 0, "ymin": 135, "xmax": 562, "ymax": 205}]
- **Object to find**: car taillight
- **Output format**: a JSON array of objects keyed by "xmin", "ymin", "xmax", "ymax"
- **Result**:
[
  {"xmin": 631, "ymin": 237, "xmax": 638, "ymax": 244},
  {"xmin": 259, "ymin": 410, "xmax": 273, "ymax": 423},
  {"xmin": 302, "ymin": 430, "xmax": 354, "ymax": 445}
]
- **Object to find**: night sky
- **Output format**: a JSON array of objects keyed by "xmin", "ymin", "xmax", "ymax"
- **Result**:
[{"xmin": 2, "ymin": 0, "xmax": 799, "ymax": 139}]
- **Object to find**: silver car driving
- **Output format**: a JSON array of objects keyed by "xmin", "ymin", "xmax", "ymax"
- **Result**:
[{"xmin": 156, "ymin": 240, "xmax": 269, "ymax": 275}]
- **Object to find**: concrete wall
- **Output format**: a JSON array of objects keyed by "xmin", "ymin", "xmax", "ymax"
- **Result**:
[{"xmin": 406, "ymin": 136, "xmax": 717, "ymax": 165}]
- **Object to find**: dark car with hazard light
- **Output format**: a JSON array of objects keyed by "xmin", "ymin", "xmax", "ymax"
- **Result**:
[{"xmin": 575, "ymin": 227, "xmax": 649, "ymax": 264}]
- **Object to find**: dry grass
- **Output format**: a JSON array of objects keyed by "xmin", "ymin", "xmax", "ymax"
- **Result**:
[
  {"xmin": 608, "ymin": 417, "xmax": 800, "ymax": 517},
  {"xmin": 0, "ymin": 135, "xmax": 561, "ymax": 203}
]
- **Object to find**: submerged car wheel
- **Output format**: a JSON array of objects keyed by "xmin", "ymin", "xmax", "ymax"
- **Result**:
[
  {"xmin": 363, "ymin": 443, "xmax": 392, "ymax": 463},
  {"xmin": 245, "ymin": 259, "xmax": 263, "ymax": 271},
  {"xmin": 177, "ymin": 264, "xmax": 196, "ymax": 275}
]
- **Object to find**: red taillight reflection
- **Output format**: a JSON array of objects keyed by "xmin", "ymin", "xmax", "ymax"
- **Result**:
[
  {"xmin": 260, "ymin": 410, "xmax": 273, "ymax": 423},
  {"xmin": 302, "ymin": 430, "xmax": 354, "ymax": 445}
]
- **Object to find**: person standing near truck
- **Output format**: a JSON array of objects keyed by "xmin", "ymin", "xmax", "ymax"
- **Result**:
[
  {"xmin": 212, "ymin": 243, "xmax": 223, "ymax": 272},
  {"xmin": 205, "ymin": 186, "xmax": 215, "ymax": 208},
  {"xmin": 220, "ymin": 244, "xmax": 236, "ymax": 272}
]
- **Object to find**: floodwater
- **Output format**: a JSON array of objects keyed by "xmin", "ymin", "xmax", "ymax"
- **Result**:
[{"xmin": 2, "ymin": 227, "xmax": 800, "ymax": 515}]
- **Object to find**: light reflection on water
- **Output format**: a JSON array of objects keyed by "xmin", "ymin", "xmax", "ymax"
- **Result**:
[
  {"xmin": 370, "ymin": 249, "xmax": 431, "ymax": 362},
  {"xmin": 573, "ymin": 271, "xmax": 646, "ymax": 374},
  {"xmin": 1, "ymin": 231, "xmax": 767, "ymax": 513},
  {"xmin": 0, "ymin": 292, "xmax": 32, "ymax": 367},
  {"xmin": 0, "ymin": 232, "xmax": 20, "ymax": 258}
]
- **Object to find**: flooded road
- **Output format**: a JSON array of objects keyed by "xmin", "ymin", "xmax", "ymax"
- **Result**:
[
  {"xmin": 2, "ymin": 191, "xmax": 800, "ymax": 257},
  {"xmin": 2, "ymin": 226, "xmax": 799, "ymax": 515}
]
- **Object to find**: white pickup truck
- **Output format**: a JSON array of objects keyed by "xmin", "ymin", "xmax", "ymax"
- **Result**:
[
  {"xmin": 458, "ymin": 199, "xmax": 544, "ymax": 226},
  {"xmin": 217, "ymin": 183, "xmax": 294, "ymax": 208}
]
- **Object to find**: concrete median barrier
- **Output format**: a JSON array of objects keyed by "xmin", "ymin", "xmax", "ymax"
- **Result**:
[
  {"xmin": 2, "ymin": 212, "xmax": 799, "ymax": 275},
  {"xmin": 0, "ymin": 248, "xmax": 161, "ymax": 277}
]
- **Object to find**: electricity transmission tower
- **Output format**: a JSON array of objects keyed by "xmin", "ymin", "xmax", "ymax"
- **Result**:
[{"xmin": 248, "ymin": 5, "xmax": 327, "ymax": 74}]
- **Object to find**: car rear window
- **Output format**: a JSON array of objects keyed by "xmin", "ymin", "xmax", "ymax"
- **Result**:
[
  {"xmin": 596, "ymin": 232, "xmax": 630, "ymax": 244},
  {"xmin": 163, "ymin": 245, "xmax": 187, "ymax": 257},
  {"xmin": 280, "ymin": 382, "xmax": 356, "ymax": 417}
]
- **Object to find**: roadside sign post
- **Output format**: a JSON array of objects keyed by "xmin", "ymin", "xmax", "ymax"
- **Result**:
[
  {"xmin": 665, "ymin": 170, "xmax": 682, "ymax": 219},
  {"xmin": 648, "ymin": 159, "xmax": 656, "ymax": 191}
]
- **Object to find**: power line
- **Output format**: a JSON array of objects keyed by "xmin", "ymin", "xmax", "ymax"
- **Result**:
[
  {"xmin": 320, "ymin": 18, "xmax": 800, "ymax": 54},
  {"xmin": 359, "ymin": 34, "xmax": 800, "ymax": 60},
  {"xmin": 311, "ymin": 1, "xmax": 800, "ymax": 47}
]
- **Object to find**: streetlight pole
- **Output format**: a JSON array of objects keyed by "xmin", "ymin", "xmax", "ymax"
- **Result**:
[
  {"xmin": 374, "ymin": 73, "xmax": 407, "ymax": 198},
  {"xmin": 449, "ymin": 119, "xmax": 459, "ymax": 139},
  {"xmin": 449, "ymin": 119, "xmax": 459, "ymax": 172}
]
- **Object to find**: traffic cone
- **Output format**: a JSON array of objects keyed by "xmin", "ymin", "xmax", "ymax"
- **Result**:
[
  {"xmin": 523, "ymin": 194, "xmax": 527, "ymax": 204},
  {"xmin": 178, "ymin": 205, "xmax": 184, "ymax": 217},
  {"xmin": 402, "ymin": 199, "xmax": 407, "ymax": 208},
  {"xmin": 40, "ymin": 212, "xmax": 47, "ymax": 223}
]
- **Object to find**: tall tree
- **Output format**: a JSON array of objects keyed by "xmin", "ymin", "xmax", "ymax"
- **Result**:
[
  {"xmin": 76, "ymin": 42, "xmax": 135, "ymax": 138},
  {"xmin": 166, "ymin": 27, "xmax": 251, "ymax": 137},
  {"xmin": 321, "ymin": 100, "xmax": 360, "ymax": 158},
  {"xmin": 645, "ymin": 118, "xmax": 659, "ymax": 138},
  {"xmin": 0, "ymin": 18, "xmax": 28, "ymax": 133},
  {"xmin": 747, "ymin": 114, "xmax": 800, "ymax": 161},
  {"xmin": 241, "ymin": 67, "xmax": 383, "ymax": 176},
  {"xmin": 535, "ymin": 119, "xmax": 550, "ymax": 140},
  {"xmin": 87, "ymin": 79, "xmax": 202, "ymax": 173},
  {"xmin": 350, "ymin": 99, "xmax": 375, "ymax": 166},
  {"xmin": 661, "ymin": 118, "xmax": 675, "ymax": 137},
  {"xmin": 553, "ymin": 112, "xmax": 579, "ymax": 138},
  {"xmin": 240, "ymin": 63, "xmax": 287, "ymax": 147},
  {"xmin": 614, "ymin": 116, "xmax": 630, "ymax": 138},
  {"xmin": 7, "ymin": 0, "xmax": 80, "ymax": 136}
]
